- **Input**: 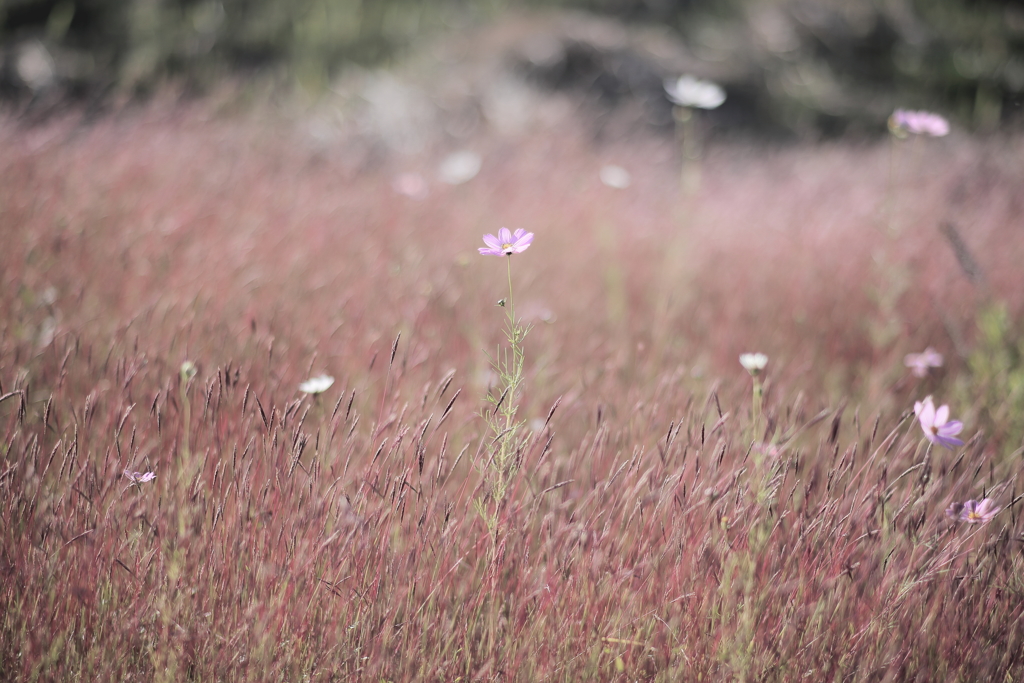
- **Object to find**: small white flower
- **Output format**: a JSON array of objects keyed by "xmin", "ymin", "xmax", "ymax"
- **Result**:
[
  {"xmin": 180, "ymin": 361, "xmax": 197, "ymax": 381},
  {"xmin": 438, "ymin": 151, "xmax": 481, "ymax": 185},
  {"xmin": 739, "ymin": 353, "xmax": 768, "ymax": 375},
  {"xmin": 664, "ymin": 75, "xmax": 726, "ymax": 110},
  {"xmin": 299, "ymin": 375, "xmax": 335, "ymax": 394},
  {"xmin": 599, "ymin": 165, "xmax": 631, "ymax": 189}
]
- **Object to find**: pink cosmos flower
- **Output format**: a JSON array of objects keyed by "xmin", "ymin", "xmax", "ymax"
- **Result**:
[
  {"xmin": 479, "ymin": 228, "xmax": 534, "ymax": 256},
  {"xmin": 913, "ymin": 396, "xmax": 964, "ymax": 449},
  {"xmin": 124, "ymin": 469, "xmax": 156, "ymax": 484},
  {"xmin": 889, "ymin": 109, "xmax": 950, "ymax": 137},
  {"xmin": 904, "ymin": 347, "xmax": 943, "ymax": 378},
  {"xmin": 945, "ymin": 498, "xmax": 999, "ymax": 524}
]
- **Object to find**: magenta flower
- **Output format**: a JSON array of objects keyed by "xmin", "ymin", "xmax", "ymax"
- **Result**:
[
  {"xmin": 904, "ymin": 347, "xmax": 943, "ymax": 378},
  {"xmin": 889, "ymin": 109, "xmax": 950, "ymax": 137},
  {"xmin": 479, "ymin": 228, "xmax": 534, "ymax": 256},
  {"xmin": 124, "ymin": 469, "xmax": 156, "ymax": 484},
  {"xmin": 913, "ymin": 396, "xmax": 964, "ymax": 449},
  {"xmin": 946, "ymin": 498, "xmax": 999, "ymax": 524}
]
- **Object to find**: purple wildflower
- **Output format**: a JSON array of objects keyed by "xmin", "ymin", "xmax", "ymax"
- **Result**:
[
  {"xmin": 946, "ymin": 498, "xmax": 999, "ymax": 524},
  {"xmin": 904, "ymin": 347, "xmax": 943, "ymax": 378},
  {"xmin": 124, "ymin": 469, "xmax": 156, "ymax": 484},
  {"xmin": 913, "ymin": 396, "xmax": 964, "ymax": 449},
  {"xmin": 479, "ymin": 228, "xmax": 534, "ymax": 256},
  {"xmin": 889, "ymin": 109, "xmax": 950, "ymax": 137}
]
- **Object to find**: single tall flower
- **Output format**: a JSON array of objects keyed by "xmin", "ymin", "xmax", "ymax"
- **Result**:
[
  {"xmin": 889, "ymin": 109, "xmax": 950, "ymax": 137},
  {"xmin": 479, "ymin": 228, "xmax": 534, "ymax": 256},
  {"xmin": 904, "ymin": 347, "xmax": 943, "ymax": 378},
  {"xmin": 946, "ymin": 498, "xmax": 999, "ymax": 524},
  {"xmin": 914, "ymin": 396, "xmax": 964, "ymax": 449}
]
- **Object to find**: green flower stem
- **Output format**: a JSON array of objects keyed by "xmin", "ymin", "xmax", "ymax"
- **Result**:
[
  {"xmin": 752, "ymin": 377, "xmax": 762, "ymax": 439},
  {"xmin": 475, "ymin": 254, "xmax": 530, "ymax": 541},
  {"xmin": 496, "ymin": 255, "xmax": 524, "ymax": 499},
  {"xmin": 180, "ymin": 377, "xmax": 191, "ymax": 459}
]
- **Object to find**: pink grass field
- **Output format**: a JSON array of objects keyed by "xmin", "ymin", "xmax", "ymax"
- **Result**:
[{"xmin": 2, "ymin": 99, "xmax": 1024, "ymax": 681}]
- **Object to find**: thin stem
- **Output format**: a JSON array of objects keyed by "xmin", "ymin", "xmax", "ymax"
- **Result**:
[
  {"xmin": 180, "ymin": 382, "xmax": 191, "ymax": 459},
  {"xmin": 752, "ymin": 378, "xmax": 762, "ymax": 441},
  {"xmin": 504, "ymin": 256, "xmax": 517, "ymax": 438},
  {"xmin": 506, "ymin": 255, "xmax": 515, "ymax": 328},
  {"xmin": 885, "ymin": 135, "xmax": 899, "ymax": 238}
]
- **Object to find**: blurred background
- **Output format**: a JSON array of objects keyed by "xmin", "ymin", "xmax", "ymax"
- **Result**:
[{"xmin": 2, "ymin": 0, "xmax": 1023, "ymax": 136}]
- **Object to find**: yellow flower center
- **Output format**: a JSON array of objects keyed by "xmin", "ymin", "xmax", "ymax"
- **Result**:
[{"xmin": 502, "ymin": 243, "xmax": 513, "ymax": 251}]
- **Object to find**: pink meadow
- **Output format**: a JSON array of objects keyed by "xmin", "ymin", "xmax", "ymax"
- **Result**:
[{"xmin": 2, "ymin": 98, "xmax": 1024, "ymax": 681}]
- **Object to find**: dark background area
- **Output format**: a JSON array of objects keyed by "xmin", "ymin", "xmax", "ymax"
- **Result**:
[{"xmin": 2, "ymin": 0, "xmax": 1024, "ymax": 135}]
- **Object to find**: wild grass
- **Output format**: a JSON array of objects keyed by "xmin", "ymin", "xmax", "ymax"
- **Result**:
[{"xmin": 2, "ymin": 101, "xmax": 1024, "ymax": 681}]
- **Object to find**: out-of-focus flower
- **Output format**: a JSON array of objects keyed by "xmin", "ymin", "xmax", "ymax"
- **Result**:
[
  {"xmin": 438, "ymin": 151, "xmax": 481, "ymax": 185},
  {"xmin": 37, "ymin": 317, "xmax": 57, "ymax": 349},
  {"xmin": 739, "ymin": 353, "xmax": 768, "ymax": 375},
  {"xmin": 16, "ymin": 40, "xmax": 56, "ymax": 92},
  {"xmin": 180, "ymin": 361, "xmax": 197, "ymax": 381},
  {"xmin": 914, "ymin": 396, "xmax": 964, "ymax": 449},
  {"xmin": 946, "ymin": 498, "xmax": 999, "ymax": 524},
  {"xmin": 904, "ymin": 347, "xmax": 944, "ymax": 377},
  {"xmin": 888, "ymin": 109, "xmax": 950, "ymax": 137},
  {"xmin": 754, "ymin": 442, "xmax": 782, "ymax": 457},
  {"xmin": 479, "ymin": 228, "xmax": 534, "ymax": 256},
  {"xmin": 664, "ymin": 76, "xmax": 726, "ymax": 110},
  {"xmin": 599, "ymin": 165, "xmax": 631, "ymax": 189},
  {"xmin": 299, "ymin": 375, "xmax": 335, "ymax": 394},
  {"xmin": 124, "ymin": 469, "xmax": 156, "ymax": 484},
  {"xmin": 392, "ymin": 172, "xmax": 429, "ymax": 199}
]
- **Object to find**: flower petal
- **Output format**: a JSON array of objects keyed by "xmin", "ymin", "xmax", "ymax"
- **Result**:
[
  {"xmin": 918, "ymin": 398, "xmax": 936, "ymax": 426},
  {"xmin": 940, "ymin": 420, "xmax": 963, "ymax": 436},
  {"xmin": 498, "ymin": 227, "xmax": 512, "ymax": 244},
  {"xmin": 512, "ymin": 232, "xmax": 534, "ymax": 252}
]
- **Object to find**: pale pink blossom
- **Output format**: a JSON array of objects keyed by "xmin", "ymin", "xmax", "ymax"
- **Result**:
[
  {"xmin": 479, "ymin": 228, "xmax": 534, "ymax": 256},
  {"xmin": 904, "ymin": 347, "xmax": 943, "ymax": 377},
  {"xmin": 124, "ymin": 469, "xmax": 156, "ymax": 485},
  {"xmin": 889, "ymin": 109, "xmax": 950, "ymax": 137},
  {"xmin": 914, "ymin": 396, "xmax": 964, "ymax": 449},
  {"xmin": 945, "ymin": 498, "xmax": 999, "ymax": 524}
]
